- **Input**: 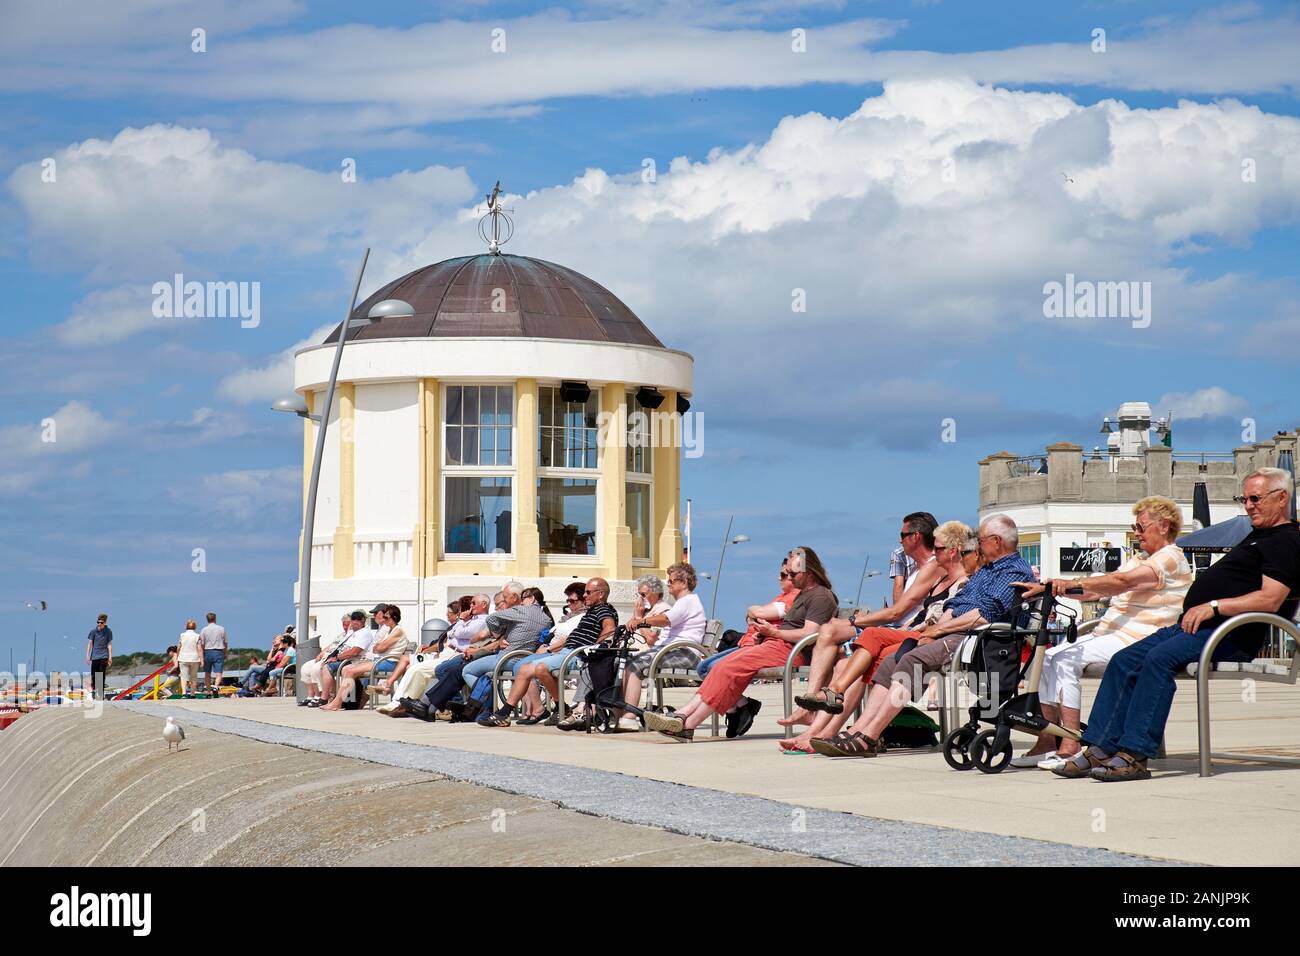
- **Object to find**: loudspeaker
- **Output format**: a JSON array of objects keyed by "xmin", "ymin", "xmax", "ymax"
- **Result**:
[
  {"xmin": 559, "ymin": 381, "xmax": 590, "ymax": 404},
  {"xmin": 635, "ymin": 386, "xmax": 664, "ymax": 409}
]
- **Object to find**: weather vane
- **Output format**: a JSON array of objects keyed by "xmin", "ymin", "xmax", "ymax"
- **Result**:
[{"xmin": 478, "ymin": 180, "xmax": 514, "ymax": 255}]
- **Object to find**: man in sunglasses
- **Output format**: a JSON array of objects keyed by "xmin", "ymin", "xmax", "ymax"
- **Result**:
[{"xmin": 1058, "ymin": 468, "xmax": 1300, "ymax": 781}]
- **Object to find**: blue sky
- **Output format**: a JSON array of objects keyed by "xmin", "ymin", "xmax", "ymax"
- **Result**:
[{"xmin": 2, "ymin": 0, "xmax": 1299, "ymax": 671}]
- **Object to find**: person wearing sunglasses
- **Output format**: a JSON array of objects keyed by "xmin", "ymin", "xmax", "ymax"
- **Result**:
[
  {"xmin": 488, "ymin": 578, "xmax": 619, "ymax": 729},
  {"xmin": 1056, "ymin": 469, "xmax": 1300, "ymax": 782},
  {"xmin": 1011, "ymin": 496, "xmax": 1191, "ymax": 769}
]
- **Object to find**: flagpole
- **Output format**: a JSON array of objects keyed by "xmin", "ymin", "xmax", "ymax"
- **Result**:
[{"xmin": 684, "ymin": 497, "xmax": 692, "ymax": 564}]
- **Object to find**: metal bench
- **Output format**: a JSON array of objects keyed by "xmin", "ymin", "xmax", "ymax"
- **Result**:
[
  {"xmin": 1078, "ymin": 612, "xmax": 1300, "ymax": 777},
  {"xmin": 646, "ymin": 622, "xmax": 836, "ymax": 739},
  {"xmin": 939, "ymin": 613, "xmax": 1300, "ymax": 777},
  {"xmin": 645, "ymin": 620, "xmax": 722, "ymax": 734}
]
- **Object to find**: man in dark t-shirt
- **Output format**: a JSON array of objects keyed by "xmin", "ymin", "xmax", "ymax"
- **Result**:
[
  {"xmin": 86, "ymin": 614, "xmax": 113, "ymax": 699},
  {"xmin": 1064, "ymin": 469, "xmax": 1300, "ymax": 781}
]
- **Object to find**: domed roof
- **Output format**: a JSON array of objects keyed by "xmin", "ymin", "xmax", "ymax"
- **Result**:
[{"xmin": 327, "ymin": 254, "xmax": 664, "ymax": 348}]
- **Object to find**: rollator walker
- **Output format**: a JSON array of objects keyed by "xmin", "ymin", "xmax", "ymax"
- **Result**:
[{"xmin": 942, "ymin": 587, "xmax": 1084, "ymax": 773}]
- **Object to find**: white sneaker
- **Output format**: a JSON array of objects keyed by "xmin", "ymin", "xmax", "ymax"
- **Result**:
[
  {"xmin": 1010, "ymin": 750, "xmax": 1055, "ymax": 768},
  {"xmin": 1038, "ymin": 753, "xmax": 1069, "ymax": 771},
  {"xmin": 617, "ymin": 715, "xmax": 641, "ymax": 732}
]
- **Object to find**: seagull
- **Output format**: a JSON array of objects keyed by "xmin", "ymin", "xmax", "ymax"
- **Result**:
[
  {"xmin": 1061, "ymin": 171, "xmax": 1074, "ymax": 184},
  {"xmin": 163, "ymin": 716, "xmax": 186, "ymax": 752},
  {"xmin": 24, "ymin": 601, "xmax": 47, "ymax": 611}
]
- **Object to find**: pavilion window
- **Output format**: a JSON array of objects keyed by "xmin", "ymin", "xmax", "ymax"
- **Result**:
[
  {"xmin": 537, "ymin": 386, "xmax": 600, "ymax": 556},
  {"xmin": 626, "ymin": 392, "xmax": 653, "ymax": 562},
  {"xmin": 443, "ymin": 384, "xmax": 514, "ymax": 556}
]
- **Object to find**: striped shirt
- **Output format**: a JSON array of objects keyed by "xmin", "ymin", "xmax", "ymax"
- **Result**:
[
  {"xmin": 1092, "ymin": 544, "xmax": 1191, "ymax": 646},
  {"xmin": 564, "ymin": 602, "xmax": 618, "ymax": 649}
]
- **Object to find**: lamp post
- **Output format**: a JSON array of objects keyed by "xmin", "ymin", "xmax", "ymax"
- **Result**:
[
  {"xmin": 708, "ymin": 514, "xmax": 749, "ymax": 621},
  {"xmin": 273, "ymin": 247, "xmax": 414, "ymax": 701},
  {"xmin": 853, "ymin": 557, "xmax": 880, "ymax": 608}
]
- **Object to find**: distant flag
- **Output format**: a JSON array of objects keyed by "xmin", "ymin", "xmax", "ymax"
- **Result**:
[{"xmin": 684, "ymin": 498, "xmax": 692, "ymax": 564}]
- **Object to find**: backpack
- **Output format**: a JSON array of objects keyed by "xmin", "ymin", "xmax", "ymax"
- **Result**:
[
  {"xmin": 955, "ymin": 627, "xmax": 1023, "ymax": 712},
  {"xmin": 452, "ymin": 674, "xmax": 495, "ymax": 722},
  {"xmin": 880, "ymin": 705, "xmax": 941, "ymax": 749}
]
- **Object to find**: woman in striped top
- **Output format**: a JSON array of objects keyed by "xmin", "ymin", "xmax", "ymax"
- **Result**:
[{"xmin": 1012, "ymin": 495, "xmax": 1192, "ymax": 768}]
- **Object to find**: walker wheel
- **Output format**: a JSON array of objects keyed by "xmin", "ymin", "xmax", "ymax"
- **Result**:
[
  {"xmin": 942, "ymin": 727, "xmax": 977, "ymax": 771},
  {"xmin": 971, "ymin": 729, "xmax": 1013, "ymax": 774}
]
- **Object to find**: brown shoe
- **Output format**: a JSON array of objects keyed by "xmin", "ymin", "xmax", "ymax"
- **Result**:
[
  {"xmin": 1090, "ymin": 751, "xmax": 1152, "ymax": 782},
  {"xmin": 382, "ymin": 702, "xmax": 411, "ymax": 718},
  {"xmin": 1051, "ymin": 746, "xmax": 1109, "ymax": 779},
  {"xmin": 644, "ymin": 710, "xmax": 692, "ymax": 740},
  {"xmin": 794, "ymin": 687, "xmax": 845, "ymax": 715}
]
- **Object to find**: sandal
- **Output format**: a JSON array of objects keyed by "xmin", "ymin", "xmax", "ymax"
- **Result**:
[
  {"xmin": 1090, "ymin": 750, "xmax": 1152, "ymax": 782},
  {"xmin": 1051, "ymin": 746, "xmax": 1109, "ymax": 779},
  {"xmin": 836, "ymin": 732, "xmax": 882, "ymax": 758},
  {"xmin": 516, "ymin": 711, "xmax": 548, "ymax": 725},
  {"xmin": 809, "ymin": 732, "xmax": 857, "ymax": 757},
  {"xmin": 794, "ymin": 687, "xmax": 845, "ymax": 715}
]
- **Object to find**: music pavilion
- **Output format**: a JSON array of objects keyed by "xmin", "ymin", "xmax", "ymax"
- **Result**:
[{"xmin": 290, "ymin": 234, "xmax": 693, "ymax": 635}]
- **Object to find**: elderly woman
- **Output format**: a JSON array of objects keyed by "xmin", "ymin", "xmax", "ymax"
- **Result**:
[
  {"xmin": 628, "ymin": 574, "xmax": 673, "ymax": 651},
  {"xmin": 619, "ymin": 564, "xmax": 707, "ymax": 730},
  {"xmin": 1011, "ymin": 495, "xmax": 1191, "ymax": 769},
  {"xmin": 782, "ymin": 522, "xmax": 978, "ymax": 754}
]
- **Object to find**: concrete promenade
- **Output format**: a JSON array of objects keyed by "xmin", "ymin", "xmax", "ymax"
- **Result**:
[
  {"xmin": 2, "ymin": 674, "xmax": 1296, "ymax": 866},
  {"xmin": 132, "ymin": 675, "xmax": 1300, "ymax": 865}
]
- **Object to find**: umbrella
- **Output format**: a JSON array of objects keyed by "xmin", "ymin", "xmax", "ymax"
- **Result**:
[
  {"xmin": 1192, "ymin": 481, "xmax": 1211, "ymax": 531},
  {"xmin": 1279, "ymin": 448, "xmax": 1297, "ymax": 521},
  {"xmin": 1178, "ymin": 514, "xmax": 1253, "ymax": 554}
]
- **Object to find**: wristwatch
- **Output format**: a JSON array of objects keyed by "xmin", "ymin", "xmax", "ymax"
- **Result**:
[{"xmin": 1209, "ymin": 600, "xmax": 1220, "ymax": 614}]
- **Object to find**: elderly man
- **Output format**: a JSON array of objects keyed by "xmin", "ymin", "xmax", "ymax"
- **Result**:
[
  {"xmin": 309, "ymin": 610, "xmax": 373, "ymax": 707},
  {"xmin": 492, "ymin": 577, "xmax": 619, "ymax": 730},
  {"xmin": 300, "ymin": 615, "xmax": 352, "ymax": 703},
  {"xmin": 811, "ymin": 514, "xmax": 1032, "ymax": 757},
  {"xmin": 469, "ymin": 583, "xmax": 560, "ymax": 726},
  {"xmin": 387, "ymin": 593, "xmax": 506, "ymax": 720},
  {"xmin": 1057, "ymin": 468, "xmax": 1300, "ymax": 781},
  {"xmin": 376, "ymin": 593, "xmax": 489, "ymax": 713}
]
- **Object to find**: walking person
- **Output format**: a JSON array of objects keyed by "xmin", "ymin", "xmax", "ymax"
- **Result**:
[
  {"xmin": 177, "ymin": 620, "xmax": 203, "ymax": 696},
  {"xmin": 200, "ymin": 611, "xmax": 228, "ymax": 696},
  {"xmin": 85, "ymin": 613, "xmax": 112, "ymax": 700}
]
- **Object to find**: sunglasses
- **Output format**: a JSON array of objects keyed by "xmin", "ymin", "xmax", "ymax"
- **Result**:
[
  {"xmin": 899, "ymin": 530, "xmax": 917, "ymax": 541},
  {"xmin": 1234, "ymin": 490, "xmax": 1284, "ymax": 506}
]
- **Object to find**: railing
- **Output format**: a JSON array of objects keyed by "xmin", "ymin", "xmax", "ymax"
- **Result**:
[
  {"xmin": 1171, "ymin": 452, "xmax": 1236, "ymax": 463},
  {"xmin": 1006, "ymin": 456, "xmax": 1047, "ymax": 478},
  {"xmin": 112, "ymin": 662, "xmax": 175, "ymax": 700}
]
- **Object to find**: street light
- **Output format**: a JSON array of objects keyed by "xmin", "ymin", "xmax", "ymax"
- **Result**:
[
  {"xmin": 853, "ymin": 556, "xmax": 881, "ymax": 608},
  {"xmin": 708, "ymin": 514, "xmax": 749, "ymax": 621},
  {"xmin": 272, "ymin": 245, "xmax": 414, "ymax": 700}
]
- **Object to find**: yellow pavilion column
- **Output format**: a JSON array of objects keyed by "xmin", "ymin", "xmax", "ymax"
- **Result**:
[
  {"xmin": 601, "ymin": 382, "xmax": 634, "ymax": 580},
  {"xmin": 514, "ymin": 379, "xmax": 541, "ymax": 576},
  {"xmin": 653, "ymin": 389, "xmax": 683, "ymax": 576},
  {"xmin": 333, "ymin": 382, "xmax": 356, "ymax": 578},
  {"xmin": 421, "ymin": 379, "xmax": 441, "ymax": 574},
  {"xmin": 298, "ymin": 390, "xmax": 315, "ymax": 565}
]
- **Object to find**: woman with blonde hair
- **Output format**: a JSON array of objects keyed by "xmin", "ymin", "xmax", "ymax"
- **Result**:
[{"xmin": 1012, "ymin": 495, "xmax": 1191, "ymax": 769}]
